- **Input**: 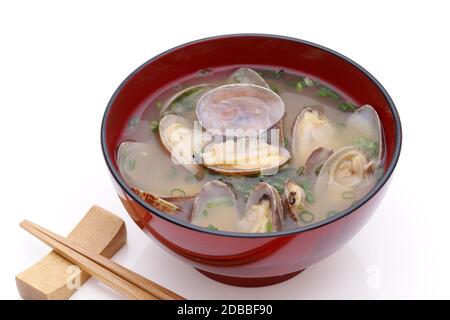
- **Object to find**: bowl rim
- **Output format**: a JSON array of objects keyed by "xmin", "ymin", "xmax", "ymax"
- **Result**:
[{"xmin": 101, "ymin": 33, "xmax": 402, "ymax": 238}]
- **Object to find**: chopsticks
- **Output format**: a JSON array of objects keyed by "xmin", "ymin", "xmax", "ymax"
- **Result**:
[{"xmin": 20, "ymin": 220, "xmax": 185, "ymax": 300}]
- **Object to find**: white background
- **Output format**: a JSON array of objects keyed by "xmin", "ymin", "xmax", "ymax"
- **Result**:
[{"xmin": 1, "ymin": 0, "xmax": 449, "ymax": 299}]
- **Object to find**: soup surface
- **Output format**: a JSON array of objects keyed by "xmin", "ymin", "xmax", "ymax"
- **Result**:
[{"xmin": 116, "ymin": 67, "xmax": 384, "ymax": 233}]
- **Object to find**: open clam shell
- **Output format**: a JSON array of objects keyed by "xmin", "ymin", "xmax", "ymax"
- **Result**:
[
  {"xmin": 132, "ymin": 188, "xmax": 182, "ymax": 215},
  {"xmin": 201, "ymin": 137, "xmax": 291, "ymax": 176},
  {"xmin": 347, "ymin": 104, "xmax": 383, "ymax": 163},
  {"xmin": 196, "ymin": 84, "xmax": 285, "ymax": 137},
  {"xmin": 239, "ymin": 182, "xmax": 283, "ymax": 233},
  {"xmin": 283, "ymin": 179, "xmax": 307, "ymax": 223},
  {"xmin": 160, "ymin": 84, "xmax": 212, "ymax": 115},
  {"xmin": 227, "ymin": 68, "xmax": 270, "ymax": 89},
  {"xmin": 190, "ymin": 180, "xmax": 240, "ymax": 232},
  {"xmin": 314, "ymin": 146, "xmax": 376, "ymax": 212},
  {"xmin": 159, "ymin": 114, "xmax": 205, "ymax": 176},
  {"xmin": 291, "ymin": 107, "xmax": 337, "ymax": 169},
  {"xmin": 303, "ymin": 147, "xmax": 334, "ymax": 182}
]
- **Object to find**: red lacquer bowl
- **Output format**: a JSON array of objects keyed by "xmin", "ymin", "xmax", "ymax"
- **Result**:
[{"xmin": 101, "ymin": 34, "xmax": 402, "ymax": 287}]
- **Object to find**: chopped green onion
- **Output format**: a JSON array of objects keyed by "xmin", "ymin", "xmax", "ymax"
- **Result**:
[
  {"xmin": 342, "ymin": 191, "xmax": 356, "ymax": 199},
  {"xmin": 170, "ymin": 87, "xmax": 205, "ymax": 113},
  {"xmin": 329, "ymin": 91, "xmax": 340, "ymax": 100},
  {"xmin": 266, "ymin": 221, "xmax": 273, "ymax": 232},
  {"xmin": 206, "ymin": 197, "xmax": 234, "ymax": 208},
  {"xmin": 128, "ymin": 117, "xmax": 140, "ymax": 129},
  {"xmin": 150, "ymin": 120, "xmax": 159, "ymax": 132},
  {"xmin": 271, "ymin": 175, "xmax": 286, "ymax": 183},
  {"xmin": 269, "ymin": 83, "xmax": 279, "ymax": 95},
  {"xmin": 295, "ymin": 81, "xmax": 304, "ymax": 91},
  {"xmin": 233, "ymin": 183, "xmax": 252, "ymax": 195},
  {"xmin": 327, "ymin": 210, "xmax": 338, "ymax": 218},
  {"xmin": 207, "ymin": 224, "xmax": 219, "ymax": 231},
  {"xmin": 127, "ymin": 159, "xmax": 136, "ymax": 170},
  {"xmin": 202, "ymin": 210, "xmax": 209, "ymax": 217},
  {"xmin": 170, "ymin": 188, "xmax": 186, "ymax": 196},
  {"xmin": 303, "ymin": 77, "xmax": 315, "ymax": 87},
  {"xmin": 156, "ymin": 102, "xmax": 163, "ymax": 109},
  {"xmin": 339, "ymin": 102, "xmax": 357, "ymax": 112},
  {"xmin": 269, "ymin": 182, "xmax": 284, "ymax": 194},
  {"xmin": 354, "ymin": 137, "xmax": 378, "ymax": 158},
  {"xmin": 300, "ymin": 179, "xmax": 312, "ymax": 191},
  {"xmin": 299, "ymin": 211, "xmax": 314, "ymax": 224},
  {"xmin": 306, "ymin": 193, "xmax": 315, "ymax": 204},
  {"xmin": 317, "ymin": 87, "xmax": 328, "ymax": 97},
  {"xmin": 354, "ymin": 137, "xmax": 366, "ymax": 147},
  {"xmin": 317, "ymin": 86, "xmax": 340, "ymax": 100},
  {"xmin": 274, "ymin": 69, "xmax": 284, "ymax": 78}
]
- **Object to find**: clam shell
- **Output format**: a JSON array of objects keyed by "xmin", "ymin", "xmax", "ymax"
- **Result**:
[
  {"xmin": 314, "ymin": 146, "xmax": 376, "ymax": 212},
  {"xmin": 132, "ymin": 188, "xmax": 182, "ymax": 214},
  {"xmin": 190, "ymin": 180, "xmax": 239, "ymax": 231},
  {"xmin": 303, "ymin": 147, "xmax": 334, "ymax": 181},
  {"xmin": 241, "ymin": 182, "xmax": 283, "ymax": 232},
  {"xmin": 283, "ymin": 179, "xmax": 306, "ymax": 223},
  {"xmin": 347, "ymin": 104, "xmax": 383, "ymax": 163},
  {"xmin": 158, "ymin": 114, "xmax": 204, "ymax": 175},
  {"xmin": 196, "ymin": 84, "xmax": 285, "ymax": 137},
  {"xmin": 228, "ymin": 68, "xmax": 270, "ymax": 89},
  {"xmin": 291, "ymin": 107, "xmax": 337, "ymax": 169},
  {"xmin": 201, "ymin": 138, "xmax": 291, "ymax": 176}
]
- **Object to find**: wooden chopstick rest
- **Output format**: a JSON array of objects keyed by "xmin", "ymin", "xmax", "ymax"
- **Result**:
[
  {"xmin": 16, "ymin": 206, "xmax": 126, "ymax": 300},
  {"xmin": 22, "ymin": 220, "xmax": 184, "ymax": 300}
]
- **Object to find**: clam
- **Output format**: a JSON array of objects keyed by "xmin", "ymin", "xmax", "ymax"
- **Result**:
[
  {"xmin": 347, "ymin": 104, "xmax": 383, "ymax": 163},
  {"xmin": 303, "ymin": 147, "xmax": 334, "ymax": 181},
  {"xmin": 291, "ymin": 107, "xmax": 337, "ymax": 169},
  {"xmin": 132, "ymin": 188, "xmax": 182, "ymax": 215},
  {"xmin": 238, "ymin": 182, "xmax": 283, "ymax": 233},
  {"xmin": 160, "ymin": 84, "xmax": 212, "ymax": 115},
  {"xmin": 117, "ymin": 141, "xmax": 168, "ymax": 192},
  {"xmin": 314, "ymin": 146, "xmax": 375, "ymax": 211},
  {"xmin": 228, "ymin": 68, "xmax": 270, "ymax": 89},
  {"xmin": 159, "ymin": 114, "xmax": 206, "ymax": 176},
  {"xmin": 196, "ymin": 84, "xmax": 285, "ymax": 137},
  {"xmin": 201, "ymin": 137, "xmax": 290, "ymax": 176},
  {"xmin": 190, "ymin": 180, "xmax": 240, "ymax": 232},
  {"xmin": 283, "ymin": 179, "xmax": 307, "ymax": 222},
  {"xmin": 260, "ymin": 119, "xmax": 285, "ymax": 148}
]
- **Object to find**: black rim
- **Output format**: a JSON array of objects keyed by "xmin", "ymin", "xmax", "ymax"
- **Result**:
[{"xmin": 101, "ymin": 33, "xmax": 402, "ymax": 238}]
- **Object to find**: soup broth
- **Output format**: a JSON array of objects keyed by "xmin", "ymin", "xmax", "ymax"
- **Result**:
[{"xmin": 117, "ymin": 67, "xmax": 384, "ymax": 233}]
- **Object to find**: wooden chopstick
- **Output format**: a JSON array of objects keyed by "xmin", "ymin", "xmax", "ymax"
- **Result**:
[{"xmin": 20, "ymin": 220, "xmax": 184, "ymax": 300}]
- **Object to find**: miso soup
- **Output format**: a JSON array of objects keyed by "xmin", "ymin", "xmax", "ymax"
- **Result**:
[{"xmin": 116, "ymin": 67, "xmax": 384, "ymax": 233}]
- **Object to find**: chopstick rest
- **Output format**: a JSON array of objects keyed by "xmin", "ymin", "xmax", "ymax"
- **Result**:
[{"xmin": 16, "ymin": 206, "xmax": 126, "ymax": 300}]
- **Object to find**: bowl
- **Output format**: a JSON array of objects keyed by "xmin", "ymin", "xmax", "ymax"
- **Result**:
[{"xmin": 101, "ymin": 34, "xmax": 402, "ymax": 287}]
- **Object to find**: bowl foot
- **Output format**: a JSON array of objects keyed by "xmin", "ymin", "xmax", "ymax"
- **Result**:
[{"xmin": 195, "ymin": 268, "xmax": 305, "ymax": 287}]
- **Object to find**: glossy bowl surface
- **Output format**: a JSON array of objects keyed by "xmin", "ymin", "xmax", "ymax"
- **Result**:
[{"xmin": 101, "ymin": 34, "xmax": 401, "ymax": 287}]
